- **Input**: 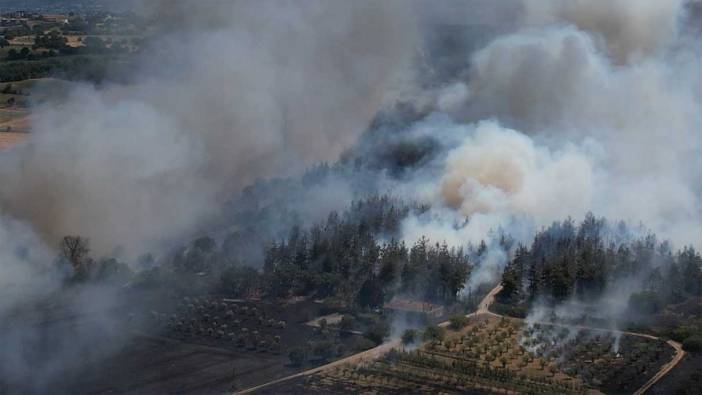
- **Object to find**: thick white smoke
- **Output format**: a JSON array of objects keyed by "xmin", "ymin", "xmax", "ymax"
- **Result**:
[
  {"xmin": 392, "ymin": 0, "xmax": 702, "ymax": 292},
  {"xmin": 1, "ymin": 0, "xmax": 701, "ymax": 386},
  {"xmin": 401, "ymin": 0, "xmax": 702, "ymax": 252},
  {"xmin": 0, "ymin": 1, "xmax": 417, "ymax": 256},
  {"xmin": 0, "ymin": 2, "xmax": 419, "ymax": 391},
  {"xmin": 521, "ymin": 0, "xmax": 684, "ymax": 63},
  {"xmin": 440, "ymin": 121, "xmax": 596, "ymax": 221}
]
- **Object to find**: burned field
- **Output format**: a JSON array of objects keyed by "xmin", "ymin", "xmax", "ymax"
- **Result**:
[
  {"xmin": 259, "ymin": 315, "xmax": 675, "ymax": 395},
  {"xmin": 521, "ymin": 323, "xmax": 674, "ymax": 394},
  {"xmin": 0, "ymin": 288, "xmax": 380, "ymax": 394},
  {"xmin": 94, "ymin": 295, "xmax": 373, "ymax": 393},
  {"xmin": 648, "ymin": 351, "xmax": 702, "ymax": 395},
  {"xmin": 142, "ymin": 297, "xmax": 293, "ymax": 354},
  {"xmin": 58, "ymin": 337, "xmax": 247, "ymax": 394},
  {"xmin": 136, "ymin": 295, "xmax": 375, "ymax": 360}
]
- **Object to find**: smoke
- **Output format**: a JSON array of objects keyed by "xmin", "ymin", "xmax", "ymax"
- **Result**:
[
  {"xmin": 440, "ymin": 121, "xmax": 596, "ymax": 221},
  {"xmin": 521, "ymin": 0, "xmax": 684, "ymax": 63},
  {"xmin": 0, "ymin": 216, "xmax": 57, "ymax": 316},
  {"xmin": 1, "ymin": 0, "xmax": 702, "ymax": 389},
  {"xmin": 395, "ymin": 0, "xmax": 702, "ymax": 254},
  {"xmin": 0, "ymin": 0, "xmax": 418, "ymax": 256},
  {"xmin": 0, "ymin": 1, "xmax": 420, "ymax": 392}
]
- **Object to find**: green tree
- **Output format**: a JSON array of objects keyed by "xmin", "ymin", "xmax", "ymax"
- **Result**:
[
  {"xmin": 311, "ymin": 340, "xmax": 334, "ymax": 361},
  {"xmin": 364, "ymin": 321, "xmax": 389, "ymax": 345},
  {"xmin": 683, "ymin": 335, "xmax": 702, "ymax": 353},
  {"xmin": 449, "ymin": 315, "xmax": 469, "ymax": 330},
  {"xmin": 288, "ymin": 346, "xmax": 308, "ymax": 366},
  {"xmin": 422, "ymin": 325, "xmax": 445, "ymax": 343},
  {"xmin": 339, "ymin": 315, "xmax": 355, "ymax": 332},
  {"xmin": 401, "ymin": 329, "xmax": 417, "ymax": 345},
  {"xmin": 61, "ymin": 235, "xmax": 90, "ymax": 270}
]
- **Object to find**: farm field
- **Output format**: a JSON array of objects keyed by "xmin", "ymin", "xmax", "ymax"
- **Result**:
[
  {"xmin": 0, "ymin": 130, "xmax": 26, "ymax": 149},
  {"xmin": 57, "ymin": 336, "xmax": 244, "ymax": 394},
  {"xmin": 0, "ymin": 78, "xmax": 75, "ymax": 107},
  {"xmin": 0, "ymin": 78, "xmax": 84, "ymax": 149},
  {"xmin": 137, "ymin": 295, "xmax": 374, "ymax": 357},
  {"xmin": 122, "ymin": 294, "xmax": 385, "ymax": 391},
  {"xmin": 0, "ymin": 288, "xmax": 382, "ymax": 394},
  {"xmin": 258, "ymin": 314, "xmax": 675, "ymax": 395}
]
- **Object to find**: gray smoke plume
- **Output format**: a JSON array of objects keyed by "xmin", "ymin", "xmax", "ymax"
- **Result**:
[
  {"xmin": 0, "ymin": 0, "xmax": 418, "ymax": 256},
  {"xmin": 398, "ymin": 0, "xmax": 702, "ymax": 252},
  {"xmin": 0, "ymin": 1, "xmax": 420, "ymax": 392},
  {"xmin": 1, "ymin": 0, "xmax": 702, "ymax": 390}
]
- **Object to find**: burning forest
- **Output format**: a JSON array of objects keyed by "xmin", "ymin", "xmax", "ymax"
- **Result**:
[{"xmin": 1, "ymin": 0, "xmax": 702, "ymax": 394}]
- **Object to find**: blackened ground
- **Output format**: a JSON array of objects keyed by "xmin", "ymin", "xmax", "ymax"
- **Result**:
[
  {"xmin": 254, "ymin": 374, "xmax": 490, "ymax": 395},
  {"xmin": 0, "ymin": 288, "xmax": 374, "ymax": 395},
  {"xmin": 648, "ymin": 351, "xmax": 702, "ymax": 395}
]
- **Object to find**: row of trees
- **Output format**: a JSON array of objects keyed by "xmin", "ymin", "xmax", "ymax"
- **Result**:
[
  {"xmin": 0, "ymin": 53, "xmax": 136, "ymax": 83},
  {"xmin": 116, "ymin": 195, "xmax": 471, "ymax": 309},
  {"xmin": 261, "ymin": 196, "xmax": 471, "ymax": 307},
  {"xmin": 58, "ymin": 235, "xmax": 132, "ymax": 284},
  {"xmin": 499, "ymin": 214, "xmax": 702, "ymax": 312}
]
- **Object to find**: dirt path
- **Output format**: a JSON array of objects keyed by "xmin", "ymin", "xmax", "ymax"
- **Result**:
[
  {"xmin": 232, "ymin": 284, "xmax": 503, "ymax": 395},
  {"xmin": 632, "ymin": 340, "xmax": 685, "ymax": 395},
  {"xmin": 484, "ymin": 294, "xmax": 685, "ymax": 395},
  {"xmin": 478, "ymin": 284, "xmax": 503, "ymax": 315},
  {"xmin": 232, "ymin": 282, "xmax": 684, "ymax": 395},
  {"xmin": 232, "ymin": 339, "xmax": 401, "ymax": 394},
  {"xmin": 508, "ymin": 319, "xmax": 685, "ymax": 395}
]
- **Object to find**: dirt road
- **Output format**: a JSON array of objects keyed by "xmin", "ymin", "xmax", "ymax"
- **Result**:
[
  {"xmin": 632, "ymin": 339, "xmax": 685, "ymax": 395},
  {"xmin": 233, "ymin": 284, "xmax": 503, "ymax": 395},
  {"xmin": 233, "ymin": 282, "xmax": 684, "ymax": 395},
  {"xmin": 486, "ymin": 296, "xmax": 685, "ymax": 395},
  {"xmin": 232, "ymin": 339, "xmax": 401, "ymax": 394},
  {"xmin": 478, "ymin": 284, "xmax": 503, "ymax": 315}
]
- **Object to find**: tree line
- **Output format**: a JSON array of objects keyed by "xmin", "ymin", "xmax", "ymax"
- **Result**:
[
  {"xmin": 261, "ymin": 195, "xmax": 472, "ymax": 307},
  {"xmin": 499, "ymin": 213, "xmax": 702, "ymax": 314}
]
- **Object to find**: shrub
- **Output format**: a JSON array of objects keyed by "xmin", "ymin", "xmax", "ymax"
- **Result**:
[
  {"xmin": 311, "ymin": 340, "xmax": 335, "ymax": 361},
  {"xmin": 422, "ymin": 325, "xmax": 445, "ymax": 343},
  {"xmin": 628, "ymin": 291, "xmax": 662, "ymax": 314},
  {"xmin": 683, "ymin": 336, "xmax": 702, "ymax": 353},
  {"xmin": 339, "ymin": 314, "xmax": 355, "ymax": 332},
  {"xmin": 491, "ymin": 302, "xmax": 528, "ymax": 318},
  {"xmin": 364, "ymin": 321, "xmax": 389, "ymax": 345},
  {"xmin": 288, "ymin": 346, "xmax": 309, "ymax": 366},
  {"xmin": 669, "ymin": 325, "xmax": 701, "ymax": 343},
  {"xmin": 353, "ymin": 337, "xmax": 376, "ymax": 351},
  {"xmin": 402, "ymin": 329, "xmax": 417, "ymax": 345},
  {"xmin": 449, "ymin": 315, "xmax": 469, "ymax": 330}
]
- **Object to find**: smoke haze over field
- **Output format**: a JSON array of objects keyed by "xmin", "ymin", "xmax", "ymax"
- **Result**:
[{"xmin": 1, "ymin": 0, "xmax": 702, "ymax": 390}]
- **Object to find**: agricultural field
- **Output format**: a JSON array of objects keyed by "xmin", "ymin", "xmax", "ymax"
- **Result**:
[
  {"xmin": 0, "ymin": 78, "xmax": 75, "ymax": 107},
  {"xmin": 131, "ymin": 295, "xmax": 380, "ymax": 381},
  {"xmin": 0, "ymin": 78, "xmax": 78, "ymax": 149},
  {"xmin": 521, "ymin": 323, "xmax": 673, "ymax": 394},
  {"xmin": 259, "ymin": 315, "xmax": 675, "ymax": 395},
  {"xmin": 0, "ymin": 130, "xmax": 26, "ymax": 149}
]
